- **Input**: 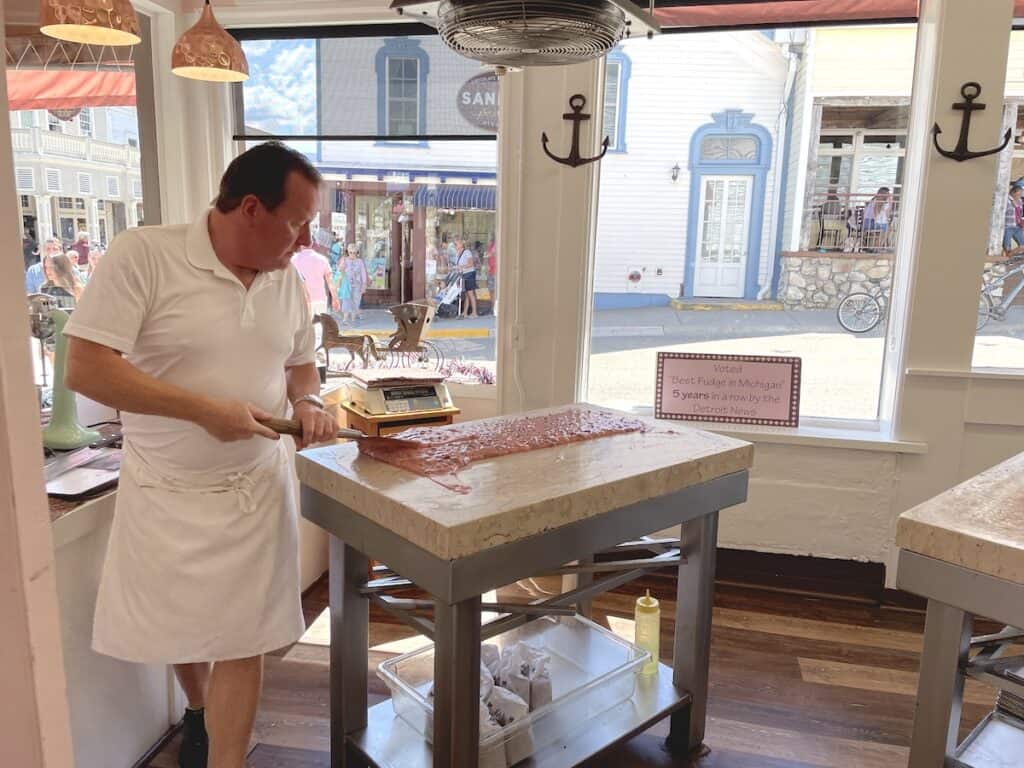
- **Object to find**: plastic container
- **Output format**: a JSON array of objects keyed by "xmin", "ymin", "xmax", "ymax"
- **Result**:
[
  {"xmin": 634, "ymin": 589, "xmax": 661, "ymax": 676},
  {"xmin": 377, "ymin": 614, "xmax": 650, "ymax": 764}
]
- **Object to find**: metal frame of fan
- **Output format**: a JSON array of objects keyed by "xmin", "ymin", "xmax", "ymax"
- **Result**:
[{"xmin": 391, "ymin": 0, "xmax": 660, "ymax": 67}]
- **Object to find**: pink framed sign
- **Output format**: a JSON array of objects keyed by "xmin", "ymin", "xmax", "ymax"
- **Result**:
[{"xmin": 655, "ymin": 353, "xmax": 802, "ymax": 427}]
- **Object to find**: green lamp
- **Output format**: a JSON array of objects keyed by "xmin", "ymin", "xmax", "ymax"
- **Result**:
[{"xmin": 42, "ymin": 308, "xmax": 101, "ymax": 450}]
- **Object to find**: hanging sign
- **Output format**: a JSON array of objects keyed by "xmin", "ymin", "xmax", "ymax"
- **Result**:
[
  {"xmin": 655, "ymin": 352, "xmax": 801, "ymax": 427},
  {"xmin": 457, "ymin": 72, "xmax": 499, "ymax": 132}
]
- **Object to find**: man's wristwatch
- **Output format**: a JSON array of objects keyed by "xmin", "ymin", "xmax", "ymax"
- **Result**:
[{"xmin": 294, "ymin": 394, "xmax": 326, "ymax": 411}]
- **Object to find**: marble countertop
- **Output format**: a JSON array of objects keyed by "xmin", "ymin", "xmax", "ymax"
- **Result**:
[
  {"xmin": 897, "ymin": 452, "xmax": 1024, "ymax": 584},
  {"xmin": 296, "ymin": 405, "xmax": 753, "ymax": 561}
]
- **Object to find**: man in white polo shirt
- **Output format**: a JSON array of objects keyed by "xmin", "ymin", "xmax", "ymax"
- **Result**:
[{"xmin": 64, "ymin": 142, "xmax": 338, "ymax": 768}]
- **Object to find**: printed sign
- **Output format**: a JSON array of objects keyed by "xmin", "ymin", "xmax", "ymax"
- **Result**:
[
  {"xmin": 655, "ymin": 352, "xmax": 801, "ymax": 427},
  {"xmin": 457, "ymin": 73, "xmax": 499, "ymax": 132}
]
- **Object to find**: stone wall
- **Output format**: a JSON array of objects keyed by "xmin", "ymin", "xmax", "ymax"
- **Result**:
[{"xmin": 778, "ymin": 252, "xmax": 893, "ymax": 310}]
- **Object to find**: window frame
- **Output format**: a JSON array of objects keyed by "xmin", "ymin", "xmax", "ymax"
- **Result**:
[
  {"xmin": 603, "ymin": 47, "xmax": 632, "ymax": 153},
  {"xmin": 77, "ymin": 172, "xmax": 92, "ymax": 195},
  {"xmin": 15, "ymin": 167, "xmax": 34, "ymax": 192},
  {"xmin": 374, "ymin": 37, "xmax": 430, "ymax": 147},
  {"xmin": 45, "ymin": 168, "xmax": 62, "ymax": 194},
  {"xmin": 78, "ymin": 107, "xmax": 92, "ymax": 138},
  {"xmin": 47, "ymin": 113, "xmax": 62, "ymax": 133}
]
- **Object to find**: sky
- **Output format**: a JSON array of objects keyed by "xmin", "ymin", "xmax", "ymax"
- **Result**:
[{"xmin": 241, "ymin": 39, "xmax": 317, "ymax": 136}]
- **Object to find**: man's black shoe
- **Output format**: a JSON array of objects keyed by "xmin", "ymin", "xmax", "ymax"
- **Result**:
[{"xmin": 178, "ymin": 707, "xmax": 208, "ymax": 768}]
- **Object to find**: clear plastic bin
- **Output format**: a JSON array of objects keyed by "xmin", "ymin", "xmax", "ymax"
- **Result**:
[{"xmin": 377, "ymin": 614, "xmax": 650, "ymax": 765}]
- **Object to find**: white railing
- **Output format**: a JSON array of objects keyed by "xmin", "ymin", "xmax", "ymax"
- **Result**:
[
  {"xmin": 10, "ymin": 127, "xmax": 139, "ymax": 168},
  {"xmin": 40, "ymin": 130, "xmax": 87, "ymax": 159},
  {"xmin": 802, "ymin": 191, "xmax": 901, "ymax": 252},
  {"xmin": 10, "ymin": 129, "xmax": 32, "ymax": 152}
]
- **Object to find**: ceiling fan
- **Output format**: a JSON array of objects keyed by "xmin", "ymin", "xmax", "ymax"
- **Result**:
[{"xmin": 389, "ymin": 1, "xmax": 660, "ymax": 68}]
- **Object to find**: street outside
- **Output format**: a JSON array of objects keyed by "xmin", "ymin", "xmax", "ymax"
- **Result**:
[{"xmin": 350, "ymin": 305, "xmax": 1024, "ymax": 421}]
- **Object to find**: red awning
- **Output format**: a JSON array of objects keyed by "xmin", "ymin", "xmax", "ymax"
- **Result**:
[
  {"xmin": 653, "ymin": 1, "xmax": 1024, "ymax": 29},
  {"xmin": 5, "ymin": 69, "xmax": 135, "ymax": 111}
]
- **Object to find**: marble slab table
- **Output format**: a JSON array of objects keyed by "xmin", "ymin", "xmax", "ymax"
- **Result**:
[
  {"xmin": 296, "ymin": 405, "xmax": 752, "ymax": 768},
  {"xmin": 897, "ymin": 452, "xmax": 1024, "ymax": 768}
]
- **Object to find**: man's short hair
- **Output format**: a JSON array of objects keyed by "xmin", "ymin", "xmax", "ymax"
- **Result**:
[{"xmin": 215, "ymin": 141, "xmax": 322, "ymax": 214}]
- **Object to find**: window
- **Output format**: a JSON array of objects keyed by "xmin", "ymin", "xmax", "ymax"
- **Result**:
[
  {"xmin": 16, "ymin": 167, "xmax": 33, "ymax": 191},
  {"xmin": 78, "ymin": 108, "xmax": 92, "ymax": 137},
  {"xmin": 387, "ymin": 57, "xmax": 420, "ymax": 136},
  {"xmin": 132, "ymin": 178, "xmax": 143, "ymax": 198},
  {"xmin": 78, "ymin": 173, "xmax": 92, "ymax": 195},
  {"xmin": 47, "ymin": 112, "xmax": 62, "ymax": 132},
  {"xmin": 45, "ymin": 168, "xmax": 61, "ymax": 193},
  {"xmin": 585, "ymin": 27, "xmax": 917, "ymax": 422},
  {"xmin": 974, "ymin": 34, "xmax": 1024, "ymax": 369},
  {"xmin": 603, "ymin": 49, "xmax": 631, "ymax": 152},
  {"xmin": 106, "ymin": 176, "xmax": 120, "ymax": 197},
  {"xmin": 19, "ymin": 111, "xmax": 34, "ymax": 128},
  {"xmin": 57, "ymin": 196, "xmax": 74, "ymax": 208},
  {"xmin": 237, "ymin": 31, "xmax": 498, "ymax": 384}
]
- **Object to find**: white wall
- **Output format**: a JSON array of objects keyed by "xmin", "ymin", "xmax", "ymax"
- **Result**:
[{"xmin": 593, "ymin": 32, "xmax": 788, "ymax": 298}]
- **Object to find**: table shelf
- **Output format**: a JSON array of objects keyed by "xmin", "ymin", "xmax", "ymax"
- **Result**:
[{"xmin": 348, "ymin": 663, "xmax": 690, "ymax": 768}]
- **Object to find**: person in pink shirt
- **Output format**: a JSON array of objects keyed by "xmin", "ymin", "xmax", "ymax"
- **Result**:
[{"xmin": 291, "ymin": 246, "xmax": 338, "ymax": 316}]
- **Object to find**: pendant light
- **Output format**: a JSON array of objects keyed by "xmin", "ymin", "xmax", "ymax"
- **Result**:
[
  {"xmin": 40, "ymin": 0, "xmax": 141, "ymax": 47},
  {"xmin": 171, "ymin": 0, "xmax": 248, "ymax": 83}
]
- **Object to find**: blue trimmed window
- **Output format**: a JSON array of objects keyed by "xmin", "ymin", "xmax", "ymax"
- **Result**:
[
  {"xmin": 603, "ymin": 48, "xmax": 631, "ymax": 153},
  {"xmin": 375, "ymin": 38, "xmax": 429, "ymax": 146}
]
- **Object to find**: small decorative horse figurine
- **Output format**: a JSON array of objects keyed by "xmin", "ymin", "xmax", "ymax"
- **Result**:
[{"xmin": 313, "ymin": 313, "xmax": 384, "ymax": 370}]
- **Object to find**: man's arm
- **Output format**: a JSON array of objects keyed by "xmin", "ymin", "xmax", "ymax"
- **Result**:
[
  {"xmin": 65, "ymin": 337, "xmax": 279, "ymax": 442},
  {"xmin": 286, "ymin": 363, "xmax": 338, "ymax": 449}
]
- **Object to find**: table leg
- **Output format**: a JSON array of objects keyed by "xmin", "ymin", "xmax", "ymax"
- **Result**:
[
  {"xmin": 329, "ymin": 536, "xmax": 370, "ymax": 767},
  {"xmin": 432, "ymin": 597, "xmax": 482, "ymax": 768},
  {"xmin": 667, "ymin": 511, "xmax": 718, "ymax": 756},
  {"xmin": 907, "ymin": 600, "xmax": 972, "ymax": 768},
  {"xmin": 561, "ymin": 556, "xmax": 595, "ymax": 619}
]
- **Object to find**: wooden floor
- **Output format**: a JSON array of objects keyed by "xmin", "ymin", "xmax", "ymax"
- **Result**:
[{"xmin": 145, "ymin": 577, "xmax": 1001, "ymax": 768}]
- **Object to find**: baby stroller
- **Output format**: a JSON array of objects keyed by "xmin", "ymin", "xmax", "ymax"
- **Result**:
[{"xmin": 434, "ymin": 270, "xmax": 463, "ymax": 318}]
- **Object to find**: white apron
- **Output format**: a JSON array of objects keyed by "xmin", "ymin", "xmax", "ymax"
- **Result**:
[{"xmin": 92, "ymin": 439, "xmax": 305, "ymax": 663}]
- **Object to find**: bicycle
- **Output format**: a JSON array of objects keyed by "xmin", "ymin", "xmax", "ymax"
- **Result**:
[
  {"xmin": 837, "ymin": 258, "xmax": 1012, "ymax": 334},
  {"xmin": 977, "ymin": 253, "xmax": 1024, "ymax": 330}
]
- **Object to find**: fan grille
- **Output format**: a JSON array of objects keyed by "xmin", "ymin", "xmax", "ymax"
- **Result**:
[{"xmin": 438, "ymin": 0, "xmax": 627, "ymax": 67}]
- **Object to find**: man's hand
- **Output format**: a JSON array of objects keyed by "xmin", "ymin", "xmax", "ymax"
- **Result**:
[
  {"xmin": 198, "ymin": 399, "xmax": 280, "ymax": 443},
  {"xmin": 292, "ymin": 401, "xmax": 338, "ymax": 450}
]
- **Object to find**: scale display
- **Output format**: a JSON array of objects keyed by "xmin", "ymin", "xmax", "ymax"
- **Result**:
[{"xmin": 382, "ymin": 385, "xmax": 443, "ymax": 414}]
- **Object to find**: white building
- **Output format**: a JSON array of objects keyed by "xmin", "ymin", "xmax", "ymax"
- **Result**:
[{"xmin": 10, "ymin": 105, "xmax": 144, "ymax": 247}]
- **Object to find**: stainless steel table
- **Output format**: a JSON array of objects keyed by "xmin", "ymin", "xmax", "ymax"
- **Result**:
[
  {"xmin": 297, "ymin": 406, "xmax": 752, "ymax": 768},
  {"xmin": 896, "ymin": 452, "xmax": 1024, "ymax": 768}
]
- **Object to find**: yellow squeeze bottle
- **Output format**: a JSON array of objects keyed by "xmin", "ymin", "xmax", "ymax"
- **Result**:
[{"xmin": 634, "ymin": 589, "xmax": 660, "ymax": 675}]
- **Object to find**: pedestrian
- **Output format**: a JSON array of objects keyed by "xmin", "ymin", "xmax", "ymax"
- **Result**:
[
  {"xmin": 63, "ymin": 141, "xmax": 338, "ymax": 768},
  {"xmin": 23, "ymin": 232, "xmax": 37, "ymax": 270},
  {"xmin": 455, "ymin": 236, "xmax": 478, "ymax": 318},
  {"xmin": 40, "ymin": 251, "xmax": 85, "ymax": 308},
  {"xmin": 863, "ymin": 187, "xmax": 893, "ymax": 250},
  {"xmin": 292, "ymin": 244, "xmax": 338, "ymax": 316},
  {"xmin": 1005, "ymin": 184, "xmax": 1024, "ymax": 257},
  {"xmin": 72, "ymin": 230, "xmax": 91, "ymax": 267},
  {"xmin": 25, "ymin": 238, "xmax": 62, "ymax": 295},
  {"xmin": 337, "ymin": 242, "xmax": 369, "ymax": 324}
]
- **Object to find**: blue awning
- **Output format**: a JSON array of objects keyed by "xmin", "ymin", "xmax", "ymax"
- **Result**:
[{"xmin": 413, "ymin": 184, "xmax": 496, "ymax": 211}]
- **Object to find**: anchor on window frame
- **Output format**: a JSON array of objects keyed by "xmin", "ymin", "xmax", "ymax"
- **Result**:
[
  {"xmin": 542, "ymin": 94, "xmax": 610, "ymax": 168},
  {"xmin": 932, "ymin": 82, "xmax": 1012, "ymax": 162}
]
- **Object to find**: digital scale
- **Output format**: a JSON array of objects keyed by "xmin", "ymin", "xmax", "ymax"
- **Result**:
[
  {"xmin": 343, "ymin": 369, "xmax": 460, "ymax": 437},
  {"xmin": 347, "ymin": 370, "xmax": 455, "ymax": 417}
]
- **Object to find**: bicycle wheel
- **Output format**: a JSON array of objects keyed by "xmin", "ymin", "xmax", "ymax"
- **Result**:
[
  {"xmin": 977, "ymin": 292, "xmax": 993, "ymax": 331},
  {"xmin": 837, "ymin": 293, "xmax": 882, "ymax": 333}
]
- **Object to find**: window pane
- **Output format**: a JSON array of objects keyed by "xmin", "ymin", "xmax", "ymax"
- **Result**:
[
  {"xmin": 241, "ymin": 36, "xmax": 496, "ymax": 138},
  {"xmin": 972, "ymin": 29, "xmax": 1024, "ymax": 369},
  {"xmin": 586, "ymin": 27, "xmax": 916, "ymax": 421},
  {"xmin": 9, "ymin": 25, "xmax": 150, "ymax": 392}
]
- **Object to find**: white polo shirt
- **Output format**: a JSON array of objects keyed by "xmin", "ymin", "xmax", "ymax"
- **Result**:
[{"xmin": 65, "ymin": 210, "xmax": 315, "ymax": 474}]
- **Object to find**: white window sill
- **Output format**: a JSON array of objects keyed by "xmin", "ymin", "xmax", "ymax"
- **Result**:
[
  {"xmin": 909, "ymin": 366, "xmax": 1024, "ymax": 381},
  {"xmin": 593, "ymin": 402, "xmax": 927, "ymax": 454}
]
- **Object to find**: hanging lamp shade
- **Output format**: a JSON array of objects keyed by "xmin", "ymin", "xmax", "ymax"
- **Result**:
[
  {"xmin": 171, "ymin": 0, "xmax": 248, "ymax": 83},
  {"xmin": 40, "ymin": 0, "xmax": 141, "ymax": 47}
]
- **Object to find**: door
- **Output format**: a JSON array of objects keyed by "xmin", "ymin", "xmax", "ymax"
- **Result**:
[{"xmin": 693, "ymin": 175, "xmax": 753, "ymax": 298}]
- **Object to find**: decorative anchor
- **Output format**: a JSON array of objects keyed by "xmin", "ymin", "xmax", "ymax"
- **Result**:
[
  {"xmin": 932, "ymin": 82, "xmax": 1012, "ymax": 162},
  {"xmin": 541, "ymin": 94, "xmax": 610, "ymax": 168}
]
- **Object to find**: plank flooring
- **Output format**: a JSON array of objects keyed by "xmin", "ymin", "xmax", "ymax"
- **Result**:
[{"xmin": 145, "ymin": 577, "xmax": 1003, "ymax": 768}]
